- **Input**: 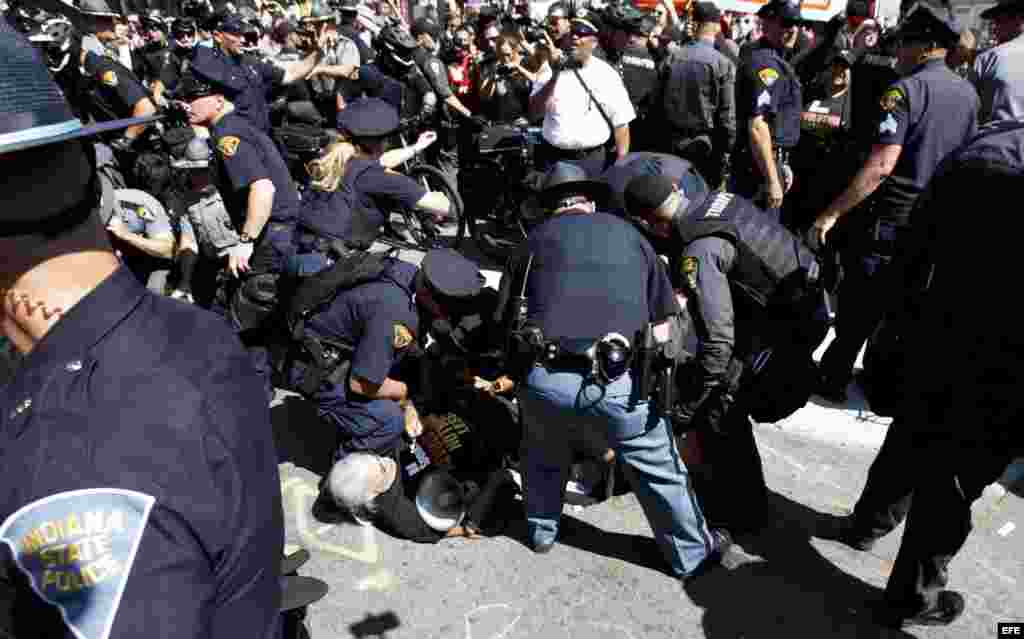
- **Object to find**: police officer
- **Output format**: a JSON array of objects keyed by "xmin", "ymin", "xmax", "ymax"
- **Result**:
[
  {"xmin": 612, "ymin": 12, "xmax": 660, "ymax": 153},
  {"xmin": 292, "ymin": 250, "xmax": 482, "ymax": 516},
  {"xmin": 732, "ymin": 0, "xmax": 803, "ymax": 220},
  {"xmin": 177, "ymin": 69, "xmax": 299, "ymax": 340},
  {"xmin": 810, "ymin": 3, "xmax": 978, "ymax": 403},
  {"xmin": 104, "ymin": 188, "xmax": 177, "ymax": 293},
  {"xmin": 623, "ymin": 173, "xmax": 828, "ymax": 534},
  {"xmin": 0, "ymin": 21, "xmax": 283, "ymax": 637},
  {"xmin": 344, "ymin": 24, "xmax": 438, "ymax": 122},
  {"xmin": 145, "ymin": 17, "xmax": 199, "ymax": 104},
  {"xmin": 190, "ymin": 14, "xmax": 326, "ymax": 133},
  {"xmin": 500, "ymin": 161, "xmax": 730, "ymax": 576},
  {"xmin": 970, "ymin": 0, "xmax": 1024, "ymax": 124},
  {"xmin": 302, "ymin": 0, "xmax": 362, "ymax": 120},
  {"xmin": 823, "ymin": 120, "xmax": 1024, "ymax": 629},
  {"xmin": 298, "ymin": 98, "xmax": 451, "ymax": 263},
  {"xmin": 411, "ymin": 17, "xmax": 475, "ymax": 120},
  {"xmin": 654, "ymin": 1, "xmax": 736, "ymax": 187}
]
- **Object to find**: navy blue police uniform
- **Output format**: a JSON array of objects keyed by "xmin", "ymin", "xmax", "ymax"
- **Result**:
[
  {"xmin": 82, "ymin": 51, "xmax": 151, "ymax": 124},
  {"xmin": 211, "ymin": 110, "xmax": 300, "ymax": 276},
  {"xmin": 287, "ymin": 257, "xmax": 421, "ymax": 459},
  {"xmin": 731, "ymin": 0, "xmax": 802, "ymax": 220},
  {"xmin": 0, "ymin": 22, "xmax": 283, "ymax": 638},
  {"xmin": 624, "ymin": 175, "xmax": 826, "ymax": 533},
  {"xmin": 832, "ymin": 119, "xmax": 1024, "ymax": 628},
  {"xmin": 654, "ymin": 16, "xmax": 738, "ymax": 188},
  {"xmin": 0, "ymin": 269, "xmax": 285, "ymax": 639},
  {"xmin": 190, "ymin": 17, "xmax": 286, "ymax": 133},
  {"xmin": 502, "ymin": 162, "xmax": 723, "ymax": 575},
  {"xmin": 817, "ymin": 4, "xmax": 979, "ymax": 399},
  {"xmin": 297, "ymin": 98, "xmax": 426, "ymax": 274}
]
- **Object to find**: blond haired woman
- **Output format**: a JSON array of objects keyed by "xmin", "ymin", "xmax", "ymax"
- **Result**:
[{"xmin": 294, "ymin": 99, "xmax": 447, "ymax": 273}]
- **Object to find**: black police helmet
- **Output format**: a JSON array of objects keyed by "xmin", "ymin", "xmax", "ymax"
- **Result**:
[
  {"xmin": 757, "ymin": 0, "xmax": 801, "ymax": 22},
  {"xmin": 172, "ymin": 17, "xmax": 198, "ymax": 40},
  {"xmin": 539, "ymin": 162, "xmax": 610, "ymax": 209},
  {"xmin": 376, "ymin": 24, "xmax": 417, "ymax": 66}
]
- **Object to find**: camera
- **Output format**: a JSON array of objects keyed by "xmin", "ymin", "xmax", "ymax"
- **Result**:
[{"xmin": 495, "ymin": 63, "xmax": 516, "ymax": 77}]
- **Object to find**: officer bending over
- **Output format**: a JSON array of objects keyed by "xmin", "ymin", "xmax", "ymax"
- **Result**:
[
  {"xmin": 103, "ymin": 188, "xmax": 177, "ymax": 294},
  {"xmin": 178, "ymin": 70, "xmax": 299, "ymax": 293},
  {"xmin": 0, "ymin": 22, "xmax": 283, "ymax": 637},
  {"xmin": 623, "ymin": 173, "xmax": 828, "ymax": 534},
  {"xmin": 501, "ymin": 161, "xmax": 730, "ymax": 577}
]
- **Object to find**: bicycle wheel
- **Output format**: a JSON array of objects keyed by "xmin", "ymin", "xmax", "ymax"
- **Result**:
[{"xmin": 409, "ymin": 164, "xmax": 464, "ymax": 248}]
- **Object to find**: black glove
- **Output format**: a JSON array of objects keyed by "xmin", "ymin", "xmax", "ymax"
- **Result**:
[{"xmin": 804, "ymin": 224, "xmax": 824, "ymax": 255}]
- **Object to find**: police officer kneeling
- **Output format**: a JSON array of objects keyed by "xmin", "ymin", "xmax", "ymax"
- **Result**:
[
  {"xmin": 501, "ymin": 161, "xmax": 730, "ymax": 577},
  {"xmin": 623, "ymin": 173, "xmax": 830, "ymax": 535}
]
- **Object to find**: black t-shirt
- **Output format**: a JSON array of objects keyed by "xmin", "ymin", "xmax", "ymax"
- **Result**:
[
  {"xmin": 371, "ymin": 470, "xmax": 445, "ymax": 543},
  {"xmin": 792, "ymin": 89, "xmax": 851, "ymax": 169},
  {"xmin": 480, "ymin": 66, "xmax": 531, "ymax": 123},
  {"xmin": 521, "ymin": 211, "xmax": 678, "ymax": 347}
]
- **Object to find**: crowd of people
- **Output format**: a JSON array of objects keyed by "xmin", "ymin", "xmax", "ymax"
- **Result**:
[{"xmin": 1, "ymin": 0, "xmax": 1023, "ymax": 635}]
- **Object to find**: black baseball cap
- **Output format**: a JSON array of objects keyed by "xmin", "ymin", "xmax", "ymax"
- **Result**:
[{"xmin": 624, "ymin": 174, "xmax": 676, "ymax": 215}]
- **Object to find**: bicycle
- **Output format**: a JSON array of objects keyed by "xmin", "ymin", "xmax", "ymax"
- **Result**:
[{"xmin": 376, "ymin": 116, "xmax": 466, "ymax": 252}]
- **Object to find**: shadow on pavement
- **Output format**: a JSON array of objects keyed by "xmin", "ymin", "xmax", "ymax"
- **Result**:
[
  {"xmin": 271, "ymin": 395, "xmax": 338, "ymax": 477},
  {"xmin": 684, "ymin": 491, "xmax": 916, "ymax": 639},
  {"xmin": 349, "ymin": 610, "xmax": 401, "ymax": 638},
  {"xmin": 556, "ymin": 514, "xmax": 669, "ymax": 575}
]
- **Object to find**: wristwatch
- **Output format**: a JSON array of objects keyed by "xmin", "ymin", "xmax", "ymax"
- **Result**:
[{"xmin": 239, "ymin": 232, "xmax": 253, "ymax": 244}]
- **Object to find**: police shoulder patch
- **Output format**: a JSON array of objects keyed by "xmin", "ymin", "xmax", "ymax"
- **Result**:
[
  {"xmin": 393, "ymin": 323, "xmax": 414, "ymax": 350},
  {"xmin": 681, "ymin": 256, "xmax": 699, "ymax": 277},
  {"xmin": 430, "ymin": 60, "xmax": 441, "ymax": 75},
  {"xmin": 217, "ymin": 136, "xmax": 240, "ymax": 158},
  {"xmin": 879, "ymin": 87, "xmax": 906, "ymax": 112},
  {"xmin": 0, "ymin": 489, "xmax": 156, "ymax": 639},
  {"xmin": 757, "ymin": 67, "xmax": 779, "ymax": 87},
  {"xmin": 100, "ymin": 70, "xmax": 118, "ymax": 87}
]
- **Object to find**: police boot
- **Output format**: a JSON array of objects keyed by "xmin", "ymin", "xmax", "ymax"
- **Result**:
[{"xmin": 876, "ymin": 591, "xmax": 966, "ymax": 629}]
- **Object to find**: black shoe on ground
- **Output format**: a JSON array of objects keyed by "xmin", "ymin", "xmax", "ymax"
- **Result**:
[
  {"xmin": 530, "ymin": 539, "xmax": 556, "ymax": 554},
  {"xmin": 878, "ymin": 591, "xmax": 966, "ymax": 628},
  {"xmin": 281, "ymin": 548, "xmax": 311, "ymax": 576}
]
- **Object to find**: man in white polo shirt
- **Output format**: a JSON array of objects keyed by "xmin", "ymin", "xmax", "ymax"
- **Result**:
[{"xmin": 530, "ymin": 15, "xmax": 635, "ymax": 174}]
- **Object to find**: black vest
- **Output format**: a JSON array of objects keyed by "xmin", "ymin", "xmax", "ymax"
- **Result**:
[
  {"xmin": 674, "ymin": 191, "xmax": 817, "ymax": 307},
  {"xmin": 618, "ymin": 46, "xmax": 659, "ymax": 113}
]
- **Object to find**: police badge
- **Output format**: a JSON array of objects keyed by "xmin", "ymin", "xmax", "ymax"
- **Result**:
[
  {"xmin": 217, "ymin": 136, "xmax": 240, "ymax": 158},
  {"xmin": 879, "ymin": 87, "xmax": 905, "ymax": 112},
  {"xmin": 681, "ymin": 256, "xmax": 699, "ymax": 291}
]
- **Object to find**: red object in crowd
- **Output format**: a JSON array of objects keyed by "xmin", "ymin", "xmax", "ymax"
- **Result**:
[{"xmin": 448, "ymin": 55, "xmax": 474, "ymax": 98}]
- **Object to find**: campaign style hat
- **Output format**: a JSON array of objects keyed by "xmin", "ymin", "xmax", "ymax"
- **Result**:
[
  {"xmin": 420, "ymin": 249, "xmax": 485, "ymax": 301},
  {"xmin": 757, "ymin": 0, "xmax": 802, "ymax": 21},
  {"xmin": 570, "ymin": 16, "xmax": 602, "ymax": 36},
  {"xmin": 336, "ymin": 97, "xmax": 400, "ymax": 137},
  {"xmin": 981, "ymin": 0, "xmax": 1024, "ymax": 19},
  {"xmin": 540, "ymin": 161, "xmax": 610, "ymax": 208},
  {"xmin": 0, "ymin": 20, "xmax": 160, "ymax": 155},
  {"xmin": 692, "ymin": 1, "xmax": 723, "ymax": 23}
]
